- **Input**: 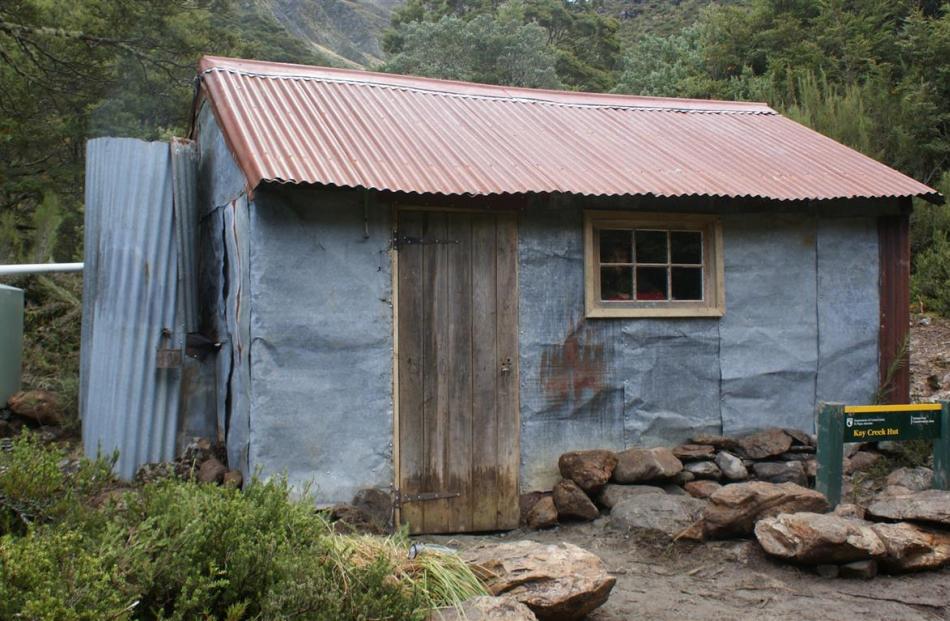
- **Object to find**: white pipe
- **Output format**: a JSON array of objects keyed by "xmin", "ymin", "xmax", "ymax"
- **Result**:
[{"xmin": 0, "ymin": 263, "xmax": 84, "ymax": 276}]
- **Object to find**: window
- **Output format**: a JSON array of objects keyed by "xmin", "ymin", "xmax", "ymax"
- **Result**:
[{"xmin": 584, "ymin": 211, "xmax": 724, "ymax": 318}]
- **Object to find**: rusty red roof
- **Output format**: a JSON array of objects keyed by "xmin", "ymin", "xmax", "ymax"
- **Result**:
[{"xmin": 197, "ymin": 55, "xmax": 939, "ymax": 202}]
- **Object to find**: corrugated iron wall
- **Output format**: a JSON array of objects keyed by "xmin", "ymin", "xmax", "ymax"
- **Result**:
[{"xmin": 81, "ymin": 137, "xmax": 202, "ymax": 478}]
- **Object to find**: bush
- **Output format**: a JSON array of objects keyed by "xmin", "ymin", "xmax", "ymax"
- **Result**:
[
  {"xmin": 0, "ymin": 437, "xmax": 485, "ymax": 620},
  {"xmin": 0, "ymin": 432, "xmax": 114, "ymax": 535},
  {"xmin": 911, "ymin": 231, "xmax": 950, "ymax": 316}
]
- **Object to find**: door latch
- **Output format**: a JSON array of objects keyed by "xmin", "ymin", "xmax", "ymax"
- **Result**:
[{"xmin": 500, "ymin": 357, "xmax": 512, "ymax": 374}]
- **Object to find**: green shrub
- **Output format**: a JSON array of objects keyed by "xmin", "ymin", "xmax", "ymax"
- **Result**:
[
  {"xmin": 0, "ymin": 438, "xmax": 487, "ymax": 620},
  {"xmin": 912, "ymin": 231, "xmax": 950, "ymax": 316},
  {"xmin": 0, "ymin": 433, "xmax": 114, "ymax": 535}
]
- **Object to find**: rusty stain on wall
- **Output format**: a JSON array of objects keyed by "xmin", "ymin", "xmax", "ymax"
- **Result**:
[{"xmin": 540, "ymin": 319, "xmax": 606, "ymax": 403}]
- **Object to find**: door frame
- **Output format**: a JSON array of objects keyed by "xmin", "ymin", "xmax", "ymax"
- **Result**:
[{"xmin": 390, "ymin": 203, "xmax": 522, "ymax": 529}]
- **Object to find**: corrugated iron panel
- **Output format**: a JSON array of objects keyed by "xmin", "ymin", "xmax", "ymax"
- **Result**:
[
  {"xmin": 197, "ymin": 56, "xmax": 939, "ymax": 202},
  {"xmin": 81, "ymin": 138, "xmax": 182, "ymax": 478},
  {"xmin": 171, "ymin": 138, "xmax": 200, "ymax": 333},
  {"xmin": 878, "ymin": 211, "xmax": 911, "ymax": 403}
]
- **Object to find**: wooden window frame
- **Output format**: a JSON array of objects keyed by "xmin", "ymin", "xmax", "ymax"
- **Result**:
[{"xmin": 584, "ymin": 211, "xmax": 725, "ymax": 318}]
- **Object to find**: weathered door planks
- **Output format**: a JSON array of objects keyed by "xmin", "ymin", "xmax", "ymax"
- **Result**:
[{"xmin": 396, "ymin": 209, "xmax": 520, "ymax": 534}]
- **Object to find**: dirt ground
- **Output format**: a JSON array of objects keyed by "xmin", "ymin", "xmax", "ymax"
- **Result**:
[
  {"xmin": 421, "ymin": 318, "xmax": 950, "ymax": 620},
  {"xmin": 424, "ymin": 521, "xmax": 950, "ymax": 621}
]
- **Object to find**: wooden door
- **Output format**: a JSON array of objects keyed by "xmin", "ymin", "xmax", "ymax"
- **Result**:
[{"xmin": 396, "ymin": 209, "xmax": 520, "ymax": 534}]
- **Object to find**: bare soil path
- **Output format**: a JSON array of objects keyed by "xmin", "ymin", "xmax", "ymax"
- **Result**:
[{"xmin": 424, "ymin": 521, "xmax": 950, "ymax": 620}]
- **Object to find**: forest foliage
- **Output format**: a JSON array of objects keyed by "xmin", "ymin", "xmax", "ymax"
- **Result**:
[{"xmin": 0, "ymin": 1, "xmax": 949, "ymax": 382}]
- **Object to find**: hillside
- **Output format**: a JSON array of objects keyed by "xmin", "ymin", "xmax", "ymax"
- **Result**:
[{"xmin": 260, "ymin": 0, "xmax": 401, "ymax": 68}]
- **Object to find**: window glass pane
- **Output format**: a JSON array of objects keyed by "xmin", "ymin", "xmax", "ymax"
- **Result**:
[
  {"xmin": 670, "ymin": 231, "xmax": 702, "ymax": 264},
  {"xmin": 599, "ymin": 229, "xmax": 632, "ymax": 263},
  {"xmin": 635, "ymin": 230, "xmax": 668, "ymax": 263},
  {"xmin": 601, "ymin": 266, "xmax": 633, "ymax": 301},
  {"xmin": 636, "ymin": 266, "xmax": 668, "ymax": 300},
  {"xmin": 671, "ymin": 267, "xmax": 703, "ymax": 300}
]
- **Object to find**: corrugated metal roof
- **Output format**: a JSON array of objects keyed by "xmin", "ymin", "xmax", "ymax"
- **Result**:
[{"xmin": 197, "ymin": 55, "xmax": 939, "ymax": 203}]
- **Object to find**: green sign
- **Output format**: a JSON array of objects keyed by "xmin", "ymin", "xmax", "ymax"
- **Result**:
[
  {"xmin": 816, "ymin": 401, "xmax": 950, "ymax": 508},
  {"xmin": 843, "ymin": 410, "xmax": 941, "ymax": 442}
]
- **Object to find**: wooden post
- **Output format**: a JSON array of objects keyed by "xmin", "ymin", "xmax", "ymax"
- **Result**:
[
  {"xmin": 934, "ymin": 401, "xmax": 950, "ymax": 491},
  {"xmin": 816, "ymin": 402, "xmax": 845, "ymax": 508}
]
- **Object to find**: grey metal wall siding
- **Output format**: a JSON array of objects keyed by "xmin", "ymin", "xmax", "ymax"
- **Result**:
[
  {"xmin": 518, "ymin": 206, "xmax": 881, "ymax": 491},
  {"xmin": 247, "ymin": 186, "xmax": 394, "ymax": 504},
  {"xmin": 82, "ymin": 138, "xmax": 182, "ymax": 478}
]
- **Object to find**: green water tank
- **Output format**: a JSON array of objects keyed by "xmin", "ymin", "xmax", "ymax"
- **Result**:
[{"xmin": 0, "ymin": 284, "xmax": 24, "ymax": 405}]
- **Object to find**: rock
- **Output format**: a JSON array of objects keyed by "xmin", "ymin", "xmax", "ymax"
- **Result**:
[
  {"xmin": 867, "ymin": 489, "xmax": 950, "ymax": 527},
  {"xmin": 197, "ymin": 457, "xmax": 227, "ymax": 484},
  {"xmin": 816, "ymin": 564, "xmax": 839, "ymax": 578},
  {"xmin": 134, "ymin": 462, "xmax": 177, "ymax": 484},
  {"xmin": 671, "ymin": 470, "xmax": 695, "ymax": 485},
  {"xmin": 840, "ymin": 559, "xmax": 878, "ymax": 579},
  {"xmin": 684, "ymin": 480, "xmax": 721, "ymax": 499},
  {"xmin": 690, "ymin": 434, "xmax": 739, "ymax": 451},
  {"xmin": 520, "ymin": 492, "xmax": 548, "ymax": 525},
  {"xmin": 613, "ymin": 447, "xmax": 683, "ymax": 483},
  {"xmin": 428, "ymin": 596, "xmax": 538, "ymax": 621},
  {"xmin": 222, "ymin": 469, "xmax": 243, "ymax": 488},
  {"xmin": 700, "ymin": 481, "xmax": 830, "ymax": 539},
  {"xmin": 870, "ymin": 522, "xmax": 950, "ymax": 573},
  {"xmin": 353, "ymin": 488, "xmax": 393, "ymax": 530},
  {"xmin": 553, "ymin": 480, "xmax": 599, "ymax": 521},
  {"xmin": 180, "ymin": 437, "xmax": 214, "ymax": 465},
  {"xmin": 715, "ymin": 451, "xmax": 748, "ymax": 481},
  {"xmin": 672, "ymin": 444, "xmax": 716, "ymax": 462},
  {"xmin": 7, "ymin": 390, "xmax": 63, "ymax": 426},
  {"xmin": 886, "ymin": 467, "xmax": 934, "ymax": 492},
  {"xmin": 834, "ymin": 503, "xmax": 866, "ymax": 520},
  {"xmin": 751, "ymin": 461, "xmax": 807, "ymax": 486},
  {"xmin": 684, "ymin": 460, "xmax": 721, "ymax": 480},
  {"xmin": 662, "ymin": 484, "xmax": 689, "ymax": 496},
  {"xmin": 804, "ymin": 458, "xmax": 818, "ymax": 479},
  {"xmin": 328, "ymin": 503, "xmax": 384, "ymax": 534},
  {"xmin": 558, "ymin": 450, "xmax": 617, "ymax": 493},
  {"xmin": 462, "ymin": 541, "xmax": 615, "ymax": 621},
  {"xmin": 846, "ymin": 451, "xmax": 882, "ymax": 475},
  {"xmin": 844, "ymin": 443, "xmax": 866, "ymax": 458},
  {"xmin": 596, "ymin": 484, "xmax": 665, "ymax": 509},
  {"xmin": 783, "ymin": 428, "xmax": 814, "ymax": 446},
  {"xmin": 736, "ymin": 429, "xmax": 793, "ymax": 460},
  {"xmin": 875, "ymin": 441, "xmax": 904, "ymax": 456},
  {"xmin": 879, "ymin": 484, "xmax": 915, "ymax": 497},
  {"xmin": 754, "ymin": 512, "xmax": 886, "ymax": 564},
  {"xmin": 526, "ymin": 496, "xmax": 558, "ymax": 529},
  {"xmin": 609, "ymin": 493, "xmax": 706, "ymax": 538}
]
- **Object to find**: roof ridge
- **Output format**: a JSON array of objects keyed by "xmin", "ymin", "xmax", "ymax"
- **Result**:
[{"xmin": 198, "ymin": 60, "xmax": 776, "ymax": 116}]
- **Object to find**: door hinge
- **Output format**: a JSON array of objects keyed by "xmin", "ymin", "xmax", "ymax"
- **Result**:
[
  {"xmin": 392, "ymin": 233, "xmax": 460, "ymax": 249},
  {"xmin": 394, "ymin": 489, "xmax": 461, "ymax": 506}
]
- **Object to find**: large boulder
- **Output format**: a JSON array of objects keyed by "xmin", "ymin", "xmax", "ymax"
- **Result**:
[
  {"xmin": 613, "ymin": 447, "xmax": 682, "ymax": 483},
  {"xmin": 690, "ymin": 434, "xmax": 740, "ymax": 451},
  {"xmin": 699, "ymin": 481, "xmax": 830, "ymax": 539},
  {"xmin": 845, "ymin": 451, "xmax": 882, "ymax": 475},
  {"xmin": 197, "ymin": 457, "xmax": 227, "ymax": 484},
  {"xmin": 595, "ymin": 484, "xmax": 665, "ymax": 509},
  {"xmin": 867, "ymin": 489, "xmax": 950, "ymax": 527},
  {"xmin": 751, "ymin": 461, "xmax": 807, "ymax": 486},
  {"xmin": 684, "ymin": 480, "xmax": 722, "ymax": 499},
  {"xmin": 672, "ymin": 444, "xmax": 716, "ymax": 462},
  {"xmin": 553, "ymin": 480, "xmax": 599, "ymax": 521},
  {"xmin": 885, "ymin": 467, "xmax": 934, "ymax": 492},
  {"xmin": 427, "ymin": 596, "xmax": 538, "ymax": 621},
  {"xmin": 684, "ymin": 461, "xmax": 721, "ymax": 480},
  {"xmin": 7, "ymin": 390, "xmax": 63, "ymax": 426},
  {"xmin": 715, "ymin": 451, "xmax": 748, "ymax": 481},
  {"xmin": 558, "ymin": 450, "xmax": 617, "ymax": 493},
  {"xmin": 870, "ymin": 522, "xmax": 950, "ymax": 573},
  {"xmin": 609, "ymin": 493, "xmax": 706, "ymax": 538},
  {"xmin": 736, "ymin": 429, "xmax": 793, "ymax": 460},
  {"xmin": 526, "ymin": 496, "xmax": 558, "ymax": 529},
  {"xmin": 462, "ymin": 541, "xmax": 615, "ymax": 621},
  {"xmin": 754, "ymin": 512, "xmax": 886, "ymax": 564}
]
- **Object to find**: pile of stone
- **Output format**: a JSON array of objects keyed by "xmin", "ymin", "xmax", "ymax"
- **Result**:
[
  {"xmin": 134, "ymin": 437, "xmax": 243, "ymax": 488},
  {"xmin": 522, "ymin": 427, "xmax": 829, "ymax": 531},
  {"xmin": 2, "ymin": 389, "xmax": 66, "ymax": 441}
]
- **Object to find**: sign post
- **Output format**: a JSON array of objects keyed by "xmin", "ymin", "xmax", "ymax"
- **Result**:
[{"xmin": 816, "ymin": 401, "xmax": 948, "ymax": 508}]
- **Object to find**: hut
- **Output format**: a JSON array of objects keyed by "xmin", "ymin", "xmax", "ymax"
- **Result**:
[{"xmin": 82, "ymin": 56, "xmax": 939, "ymax": 534}]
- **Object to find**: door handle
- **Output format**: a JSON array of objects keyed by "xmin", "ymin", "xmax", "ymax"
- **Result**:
[{"xmin": 500, "ymin": 357, "xmax": 512, "ymax": 374}]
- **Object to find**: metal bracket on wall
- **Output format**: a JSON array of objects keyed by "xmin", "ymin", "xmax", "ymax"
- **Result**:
[
  {"xmin": 394, "ymin": 489, "xmax": 461, "ymax": 507},
  {"xmin": 391, "ymin": 234, "xmax": 460, "ymax": 250}
]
